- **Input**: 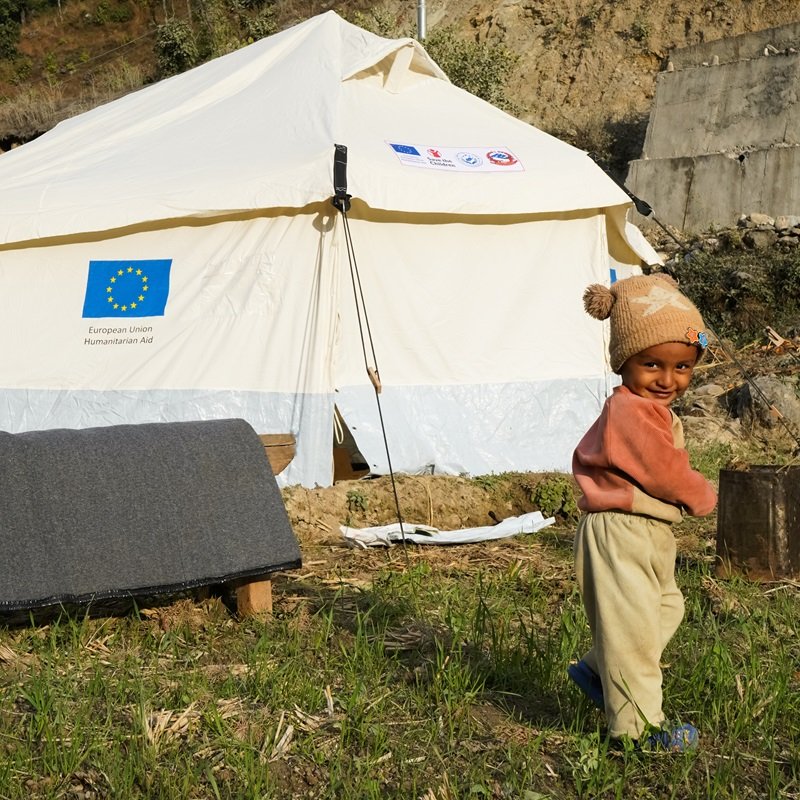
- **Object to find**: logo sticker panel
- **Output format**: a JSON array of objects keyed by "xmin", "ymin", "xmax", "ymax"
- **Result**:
[{"xmin": 387, "ymin": 143, "xmax": 524, "ymax": 172}]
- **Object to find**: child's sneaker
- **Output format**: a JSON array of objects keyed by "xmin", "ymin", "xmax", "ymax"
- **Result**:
[
  {"xmin": 567, "ymin": 660, "xmax": 604, "ymax": 709},
  {"xmin": 645, "ymin": 723, "xmax": 699, "ymax": 752}
]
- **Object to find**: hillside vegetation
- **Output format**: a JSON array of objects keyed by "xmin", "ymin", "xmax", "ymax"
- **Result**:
[{"xmin": 2, "ymin": 0, "xmax": 800, "ymax": 174}]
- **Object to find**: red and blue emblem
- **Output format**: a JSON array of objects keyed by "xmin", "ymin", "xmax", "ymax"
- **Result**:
[{"xmin": 486, "ymin": 150, "xmax": 518, "ymax": 166}]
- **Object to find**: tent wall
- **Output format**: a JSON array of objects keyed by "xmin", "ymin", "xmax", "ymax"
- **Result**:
[
  {"xmin": 0, "ymin": 199, "xmax": 622, "ymax": 486},
  {"xmin": 332, "ymin": 207, "xmax": 614, "ymax": 476},
  {"xmin": 0, "ymin": 207, "xmax": 340, "ymax": 487}
]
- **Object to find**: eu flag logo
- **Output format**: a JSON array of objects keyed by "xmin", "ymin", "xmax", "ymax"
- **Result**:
[
  {"xmin": 82, "ymin": 259, "xmax": 172, "ymax": 318},
  {"xmin": 390, "ymin": 143, "xmax": 420, "ymax": 156}
]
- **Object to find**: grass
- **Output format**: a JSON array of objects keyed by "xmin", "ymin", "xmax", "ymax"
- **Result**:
[{"xmin": 0, "ymin": 518, "xmax": 798, "ymax": 799}]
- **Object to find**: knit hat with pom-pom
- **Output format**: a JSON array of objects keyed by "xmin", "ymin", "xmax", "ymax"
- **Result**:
[{"xmin": 583, "ymin": 273, "xmax": 708, "ymax": 373}]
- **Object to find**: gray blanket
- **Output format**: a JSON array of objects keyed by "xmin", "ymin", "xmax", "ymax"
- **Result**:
[{"xmin": 0, "ymin": 418, "xmax": 301, "ymax": 610}]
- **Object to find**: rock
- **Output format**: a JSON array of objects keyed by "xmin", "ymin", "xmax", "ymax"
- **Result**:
[
  {"xmin": 685, "ymin": 395, "xmax": 723, "ymax": 416},
  {"xmin": 775, "ymin": 215, "xmax": 800, "ymax": 231},
  {"xmin": 693, "ymin": 383, "xmax": 726, "ymax": 397},
  {"xmin": 778, "ymin": 236, "xmax": 799, "ymax": 247},
  {"xmin": 682, "ymin": 249, "xmax": 703, "ymax": 263},
  {"xmin": 681, "ymin": 416, "xmax": 742, "ymax": 447},
  {"xmin": 678, "ymin": 383, "xmax": 727, "ymax": 419},
  {"xmin": 748, "ymin": 212, "xmax": 775, "ymax": 227},
  {"xmin": 744, "ymin": 228, "xmax": 778, "ymax": 249},
  {"xmin": 733, "ymin": 376, "xmax": 800, "ymax": 431}
]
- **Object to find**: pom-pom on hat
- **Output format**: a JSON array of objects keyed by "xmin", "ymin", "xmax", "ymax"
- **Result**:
[{"xmin": 583, "ymin": 274, "xmax": 708, "ymax": 373}]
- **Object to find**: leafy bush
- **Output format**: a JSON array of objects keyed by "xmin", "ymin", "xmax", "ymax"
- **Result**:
[
  {"xmin": 0, "ymin": 0, "xmax": 23, "ymax": 59},
  {"xmin": 155, "ymin": 18, "xmax": 198, "ymax": 77},
  {"xmin": 549, "ymin": 111, "xmax": 649, "ymax": 184},
  {"xmin": 345, "ymin": 6, "xmax": 399, "ymax": 37},
  {"xmin": 424, "ymin": 26, "xmax": 519, "ymax": 111},
  {"xmin": 346, "ymin": 488, "xmax": 368, "ymax": 514},
  {"xmin": 531, "ymin": 475, "xmax": 579, "ymax": 521},
  {"xmin": 629, "ymin": 17, "xmax": 651, "ymax": 43},
  {"xmin": 668, "ymin": 247, "xmax": 800, "ymax": 344},
  {"xmin": 154, "ymin": 0, "xmax": 277, "ymax": 78},
  {"xmin": 241, "ymin": 6, "xmax": 275, "ymax": 42},
  {"xmin": 11, "ymin": 52, "xmax": 30, "ymax": 81},
  {"xmin": 193, "ymin": 0, "xmax": 239, "ymax": 61},
  {"xmin": 93, "ymin": 1, "xmax": 134, "ymax": 26}
]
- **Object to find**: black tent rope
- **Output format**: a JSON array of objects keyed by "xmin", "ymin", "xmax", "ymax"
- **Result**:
[
  {"xmin": 331, "ymin": 144, "xmax": 410, "ymax": 557},
  {"xmin": 586, "ymin": 152, "xmax": 800, "ymax": 451}
]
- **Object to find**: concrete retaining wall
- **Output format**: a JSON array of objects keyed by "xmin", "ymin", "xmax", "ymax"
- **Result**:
[
  {"xmin": 669, "ymin": 21, "xmax": 800, "ymax": 69},
  {"xmin": 628, "ymin": 145, "xmax": 800, "ymax": 232},
  {"xmin": 626, "ymin": 21, "xmax": 800, "ymax": 234},
  {"xmin": 642, "ymin": 55, "xmax": 800, "ymax": 159}
]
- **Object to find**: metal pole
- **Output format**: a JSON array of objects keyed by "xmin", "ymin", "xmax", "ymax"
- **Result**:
[{"xmin": 417, "ymin": 0, "xmax": 426, "ymax": 40}]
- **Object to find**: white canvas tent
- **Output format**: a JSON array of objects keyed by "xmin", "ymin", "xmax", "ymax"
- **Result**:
[{"xmin": 0, "ymin": 11, "xmax": 658, "ymax": 487}]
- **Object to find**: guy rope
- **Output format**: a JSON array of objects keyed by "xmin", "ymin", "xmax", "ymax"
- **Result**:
[{"xmin": 331, "ymin": 144, "xmax": 410, "ymax": 553}]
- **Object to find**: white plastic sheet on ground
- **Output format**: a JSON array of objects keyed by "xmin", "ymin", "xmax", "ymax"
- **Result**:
[{"xmin": 341, "ymin": 511, "xmax": 555, "ymax": 547}]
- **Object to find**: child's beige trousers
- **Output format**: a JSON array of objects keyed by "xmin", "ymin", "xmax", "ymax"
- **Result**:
[{"xmin": 573, "ymin": 510, "xmax": 684, "ymax": 738}]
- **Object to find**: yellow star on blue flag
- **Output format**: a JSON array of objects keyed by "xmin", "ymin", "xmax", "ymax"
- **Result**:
[{"xmin": 82, "ymin": 259, "xmax": 172, "ymax": 318}]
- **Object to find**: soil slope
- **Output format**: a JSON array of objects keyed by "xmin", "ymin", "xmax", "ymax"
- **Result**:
[{"xmin": 3, "ymin": 0, "xmax": 800, "ymax": 159}]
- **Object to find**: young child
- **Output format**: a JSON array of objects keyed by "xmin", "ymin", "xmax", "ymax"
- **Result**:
[{"xmin": 570, "ymin": 273, "xmax": 717, "ymax": 751}]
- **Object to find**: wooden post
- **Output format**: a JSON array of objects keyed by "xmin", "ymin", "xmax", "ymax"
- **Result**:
[
  {"xmin": 235, "ymin": 578, "xmax": 273, "ymax": 617},
  {"xmin": 259, "ymin": 433, "xmax": 296, "ymax": 476},
  {"xmin": 228, "ymin": 433, "xmax": 294, "ymax": 617}
]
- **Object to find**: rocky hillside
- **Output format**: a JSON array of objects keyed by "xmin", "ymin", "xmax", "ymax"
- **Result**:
[{"xmin": 2, "ymin": 0, "xmax": 800, "ymax": 169}]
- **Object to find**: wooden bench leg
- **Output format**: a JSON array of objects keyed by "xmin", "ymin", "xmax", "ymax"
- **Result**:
[{"xmin": 235, "ymin": 578, "xmax": 273, "ymax": 617}]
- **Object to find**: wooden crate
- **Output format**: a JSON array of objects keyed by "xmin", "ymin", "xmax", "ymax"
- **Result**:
[{"xmin": 259, "ymin": 433, "xmax": 296, "ymax": 476}]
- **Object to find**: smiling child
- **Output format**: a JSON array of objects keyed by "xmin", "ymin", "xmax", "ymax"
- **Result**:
[{"xmin": 569, "ymin": 273, "xmax": 717, "ymax": 751}]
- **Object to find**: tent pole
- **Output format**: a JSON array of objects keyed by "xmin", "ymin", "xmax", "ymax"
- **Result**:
[{"xmin": 417, "ymin": 0, "xmax": 427, "ymax": 40}]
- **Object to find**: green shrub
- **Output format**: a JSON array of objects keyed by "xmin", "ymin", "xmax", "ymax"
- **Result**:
[
  {"xmin": 346, "ymin": 6, "xmax": 399, "ymax": 37},
  {"xmin": 531, "ymin": 475, "xmax": 579, "ymax": 521},
  {"xmin": 423, "ymin": 26, "xmax": 519, "ymax": 111},
  {"xmin": 241, "ymin": 5, "xmax": 275, "ymax": 42},
  {"xmin": 0, "ymin": 0, "xmax": 23, "ymax": 59},
  {"xmin": 11, "ymin": 53, "xmax": 31, "ymax": 81},
  {"xmin": 194, "ymin": 0, "xmax": 238, "ymax": 61},
  {"xmin": 155, "ymin": 18, "xmax": 199, "ymax": 77},
  {"xmin": 93, "ymin": 0, "xmax": 133, "ymax": 25},
  {"xmin": 629, "ymin": 17, "xmax": 651, "ymax": 43},
  {"xmin": 577, "ymin": 6, "xmax": 602, "ymax": 43},
  {"xmin": 346, "ymin": 489, "xmax": 368, "ymax": 514},
  {"xmin": 669, "ymin": 248, "xmax": 800, "ymax": 344}
]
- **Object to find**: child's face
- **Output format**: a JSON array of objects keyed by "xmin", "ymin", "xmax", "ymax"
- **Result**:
[{"xmin": 619, "ymin": 342, "xmax": 699, "ymax": 408}]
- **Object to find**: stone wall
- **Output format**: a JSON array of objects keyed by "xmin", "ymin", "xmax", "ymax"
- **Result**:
[{"xmin": 626, "ymin": 21, "xmax": 800, "ymax": 234}]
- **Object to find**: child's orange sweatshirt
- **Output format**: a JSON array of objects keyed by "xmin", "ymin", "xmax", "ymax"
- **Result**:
[{"xmin": 572, "ymin": 385, "xmax": 717, "ymax": 523}]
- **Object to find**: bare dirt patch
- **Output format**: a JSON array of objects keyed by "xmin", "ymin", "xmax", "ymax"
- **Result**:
[
  {"xmin": 283, "ymin": 472, "xmax": 551, "ymax": 544},
  {"xmin": 272, "ymin": 471, "xmax": 584, "ymax": 613}
]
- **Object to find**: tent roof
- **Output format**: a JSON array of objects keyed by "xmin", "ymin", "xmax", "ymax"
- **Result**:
[{"xmin": 0, "ymin": 11, "xmax": 635, "ymax": 245}]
